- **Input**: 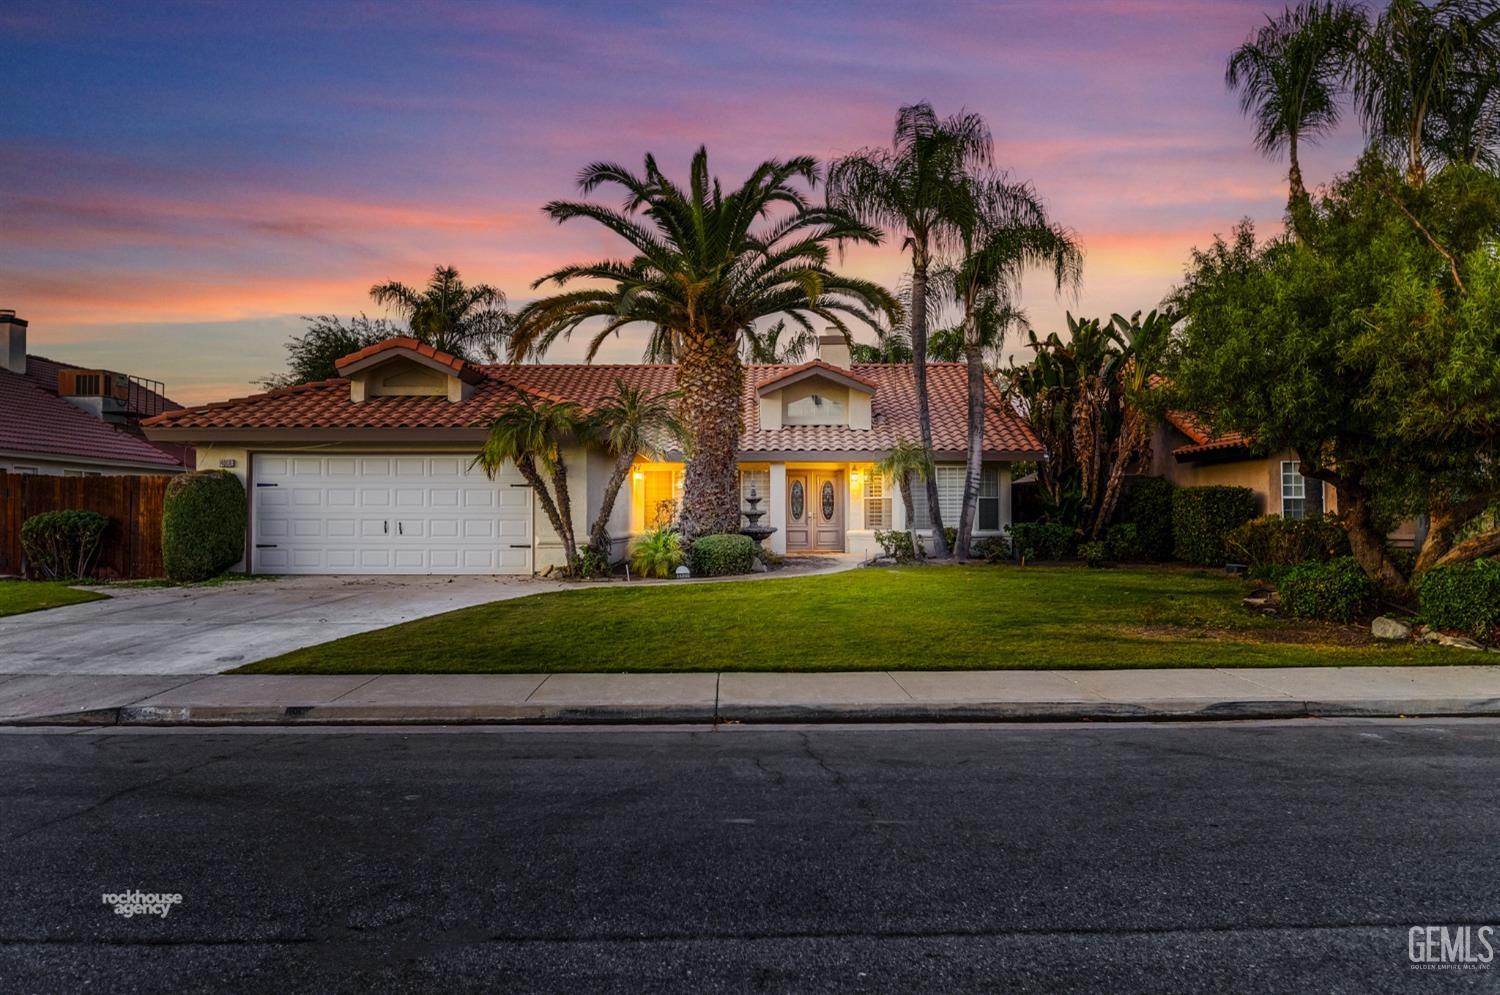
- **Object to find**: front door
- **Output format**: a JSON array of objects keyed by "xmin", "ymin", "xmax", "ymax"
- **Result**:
[
  {"xmin": 786, "ymin": 472, "xmax": 811, "ymax": 550},
  {"xmin": 811, "ymin": 471, "xmax": 844, "ymax": 551}
]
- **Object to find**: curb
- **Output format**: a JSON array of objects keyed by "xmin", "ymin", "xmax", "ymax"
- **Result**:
[{"xmin": 9, "ymin": 696, "xmax": 1500, "ymax": 726}]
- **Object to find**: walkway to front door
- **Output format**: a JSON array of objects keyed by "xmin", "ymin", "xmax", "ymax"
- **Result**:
[{"xmin": 785, "ymin": 470, "xmax": 844, "ymax": 552}]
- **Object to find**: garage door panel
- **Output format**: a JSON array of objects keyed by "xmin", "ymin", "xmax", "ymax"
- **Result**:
[{"xmin": 251, "ymin": 453, "xmax": 532, "ymax": 575}]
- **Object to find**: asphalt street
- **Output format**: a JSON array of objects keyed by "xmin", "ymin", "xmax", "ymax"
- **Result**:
[{"xmin": 1, "ymin": 720, "xmax": 1498, "ymax": 993}]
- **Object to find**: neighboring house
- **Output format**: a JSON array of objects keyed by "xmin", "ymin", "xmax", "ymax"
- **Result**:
[
  {"xmin": 0, "ymin": 310, "xmax": 190, "ymax": 476},
  {"xmin": 142, "ymin": 334, "xmax": 1041, "ymax": 575}
]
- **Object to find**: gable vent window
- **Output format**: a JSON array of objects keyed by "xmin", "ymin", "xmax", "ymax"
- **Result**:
[{"xmin": 784, "ymin": 392, "xmax": 845, "ymax": 426}]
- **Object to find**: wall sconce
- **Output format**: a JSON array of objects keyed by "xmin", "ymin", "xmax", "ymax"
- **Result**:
[
  {"xmin": 632, "ymin": 469, "xmax": 644, "ymax": 482},
  {"xmin": 849, "ymin": 468, "xmax": 862, "ymax": 486}
]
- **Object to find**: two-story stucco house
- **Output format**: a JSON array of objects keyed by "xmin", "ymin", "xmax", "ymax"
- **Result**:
[{"xmin": 142, "ymin": 333, "xmax": 1041, "ymax": 575}]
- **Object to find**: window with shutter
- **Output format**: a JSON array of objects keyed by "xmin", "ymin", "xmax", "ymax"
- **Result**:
[{"xmin": 864, "ymin": 471, "xmax": 891, "ymax": 529}]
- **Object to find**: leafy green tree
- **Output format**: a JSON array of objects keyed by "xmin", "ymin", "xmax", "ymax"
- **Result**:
[
  {"xmin": 260, "ymin": 313, "xmax": 396, "ymax": 388},
  {"xmin": 949, "ymin": 176, "xmax": 1081, "ymax": 556},
  {"xmin": 1166, "ymin": 154, "xmax": 1500, "ymax": 590},
  {"xmin": 583, "ymin": 381, "xmax": 682, "ymax": 562},
  {"xmin": 510, "ymin": 147, "xmax": 894, "ymax": 536},
  {"xmin": 1226, "ymin": 1, "xmax": 1364, "ymax": 214},
  {"xmin": 741, "ymin": 320, "xmax": 816, "ymax": 364},
  {"xmin": 473, "ymin": 393, "xmax": 586, "ymax": 574},
  {"xmin": 851, "ymin": 328, "xmax": 914, "ymax": 364},
  {"xmin": 829, "ymin": 103, "xmax": 994, "ymax": 556},
  {"xmin": 370, "ymin": 265, "xmax": 510, "ymax": 361}
]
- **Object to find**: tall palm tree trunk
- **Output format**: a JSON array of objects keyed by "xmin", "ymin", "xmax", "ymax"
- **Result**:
[
  {"xmin": 955, "ymin": 338, "xmax": 986, "ymax": 558},
  {"xmin": 678, "ymin": 328, "xmax": 744, "ymax": 536},
  {"xmin": 899, "ymin": 473, "xmax": 922, "ymax": 559},
  {"xmin": 910, "ymin": 242, "xmax": 950, "ymax": 556},
  {"xmin": 588, "ymin": 449, "xmax": 636, "ymax": 558},
  {"xmin": 516, "ymin": 455, "xmax": 579, "ymax": 572}
]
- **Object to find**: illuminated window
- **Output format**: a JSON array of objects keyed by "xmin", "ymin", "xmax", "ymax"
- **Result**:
[
  {"xmin": 864, "ymin": 471, "xmax": 891, "ymax": 529},
  {"xmin": 784, "ymin": 392, "xmax": 845, "ymax": 425}
]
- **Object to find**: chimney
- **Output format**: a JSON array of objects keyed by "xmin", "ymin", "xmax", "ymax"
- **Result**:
[
  {"xmin": 816, "ymin": 331, "xmax": 850, "ymax": 370},
  {"xmin": 0, "ymin": 311, "xmax": 26, "ymax": 375}
]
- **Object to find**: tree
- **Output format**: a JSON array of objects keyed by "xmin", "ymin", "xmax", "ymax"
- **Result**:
[
  {"xmin": 949, "ymin": 176, "xmax": 1081, "ymax": 557},
  {"xmin": 829, "ymin": 103, "xmax": 994, "ymax": 556},
  {"xmin": 742, "ymin": 320, "xmax": 815, "ymax": 363},
  {"xmin": 1226, "ymin": 1, "xmax": 1364, "ymax": 215},
  {"xmin": 370, "ymin": 265, "xmax": 510, "ymax": 361},
  {"xmin": 1355, "ymin": 0, "xmax": 1500, "ymax": 187},
  {"xmin": 876, "ymin": 439, "xmax": 934, "ymax": 556},
  {"xmin": 582, "ymin": 381, "xmax": 682, "ymax": 562},
  {"xmin": 259, "ymin": 313, "xmax": 396, "ymax": 388},
  {"xmin": 851, "ymin": 328, "xmax": 913, "ymax": 364},
  {"xmin": 473, "ymin": 393, "xmax": 585, "ymax": 575},
  {"xmin": 510, "ymin": 147, "xmax": 895, "ymax": 537},
  {"xmin": 1165, "ymin": 154, "xmax": 1500, "ymax": 591}
]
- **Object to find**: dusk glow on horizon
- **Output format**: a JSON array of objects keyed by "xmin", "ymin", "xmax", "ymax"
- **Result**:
[{"xmin": 2, "ymin": 0, "xmax": 1367, "ymax": 404}]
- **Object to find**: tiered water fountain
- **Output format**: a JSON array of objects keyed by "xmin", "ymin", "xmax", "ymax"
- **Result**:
[{"xmin": 739, "ymin": 484, "xmax": 776, "ymax": 549}]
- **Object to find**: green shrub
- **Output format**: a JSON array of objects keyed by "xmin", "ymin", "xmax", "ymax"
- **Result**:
[
  {"xmin": 629, "ymin": 527, "xmax": 684, "ymax": 578},
  {"xmin": 1279, "ymin": 557, "xmax": 1379, "ymax": 623},
  {"xmin": 874, "ymin": 529, "xmax": 919, "ymax": 563},
  {"xmin": 1079, "ymin": 540, "xmax": 1108, "ymax": 568},
  {"xmin": 162, "ymin": 470, "xmax": 247, "ymax": 582},
  {"xmin": 1225, "ymin": 514, "xmax": 1349, "ymax": 575},
  {"xmin": 689, "ymin": 533, "xmax": 756, "ymax": 577},
  {"xmin": 973, "ymin": 536, "xmax": 1011, "ymax": 564},
  {"xmin": 1105, "ymin": 522, "xmax": 1144, "ymax": 561},
  {"xmin": 1417, "ymin": 559, "xmax": 1500, "ymax": 641},
  {"xmin": 20, "ymin": 510, "xmax": 109, "ymax": 580},
  {"xmin": 1119, "ymin": 477, "xmax": 1175, "ymax": 560},
  {"xmin": 1006, "ymin": 522, "xmax": 1077, "ymax": 563},
  {"xmin": 1172, "ymin": 486, "xmax": 1257, "ymax": 565}
]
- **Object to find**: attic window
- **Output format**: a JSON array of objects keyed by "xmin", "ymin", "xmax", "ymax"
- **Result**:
[{"xmin": 784, "ymin": 392, "xmax": 845, "ymax": 426}]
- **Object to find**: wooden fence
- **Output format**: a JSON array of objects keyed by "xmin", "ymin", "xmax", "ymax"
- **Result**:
[{"xmin": 0, "ymin": 472, "xmax": 173, "ymax": 579}]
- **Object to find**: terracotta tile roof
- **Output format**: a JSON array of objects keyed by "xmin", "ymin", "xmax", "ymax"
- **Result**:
[
  {"xmin": 754, "ymin": 358, "xmax": 878, "ymax": 393},
  {"xmin": 1149, "ymin": 376, "xmax": 1255, "ymax": 459},
  {"xmin": 146, "ymin": 359, "xmax": 1041, "ymax": 457},
  {"xmin": 0, "ymin": 367, "xmax": 184, "ymax": 467},
  {"xmin": 334, "ymin": 337, "xmax": 482, "ymax": 381}
]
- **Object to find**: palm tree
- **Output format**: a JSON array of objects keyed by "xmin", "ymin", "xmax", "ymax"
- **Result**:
[
  {"xmin": 875, "ymin": 439, "xmax": 934, "ymax": 557},
  {"xmin": 1355, "ymin": 0, "xmax": 1500, "ymax": 187},
  {"xmin": 370, "ymin": 265, "xmax": 510, "ymax": 361},
  {"xmin": 950, "ymin": 177, "xmax": 1081, "ymax": 558},
  {"xmin": 472, "ymin": 392, "xmax": 585, "ymax": 574},
  {"xmin": 829, "ymin": 103, "xmax": 994, "ymax": 556},
  {"xmin": 510, "ymin": 147, "xmax": 896, "ymax": 537},
  {"xmin": 1093, "ymin": 311, "xmax": 1171, "ymax": 539},
  {"xmin": 1226, "ymin": 1, "xmax": 1365, "ymax": 214},
  {"xmin": 583, "ymin": 381, "xmax": 682, "ymax": 561},
  {"xmin": 742, "ymin": 320, "xmax": 816, "ymax": 364}
]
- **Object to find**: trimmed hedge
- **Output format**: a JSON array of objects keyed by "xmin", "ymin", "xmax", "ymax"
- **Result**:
[
  {"xmin": 1172, "ymin": 485, "xmax": 1257, "ymax": 566},
  {"xmin": 20, "ymin": 509, "xmax": 109, "ymax": 580},
  {"xmin": 690, "ymin": 533, "xmax": 756, "ymax": 576},
  {"xmin": 1119, "ymin": 476, "xmax": 1175, "ymax": 561},
  {"xmin": 1279, "ymin": 557, "xmax": 1378, "ymax": 623},
  {"xmin": 1225, "ymin": 514, "xmax": 1349, "ymax": 575},
  {"xmin": 1105, "ymin": 522, "xmax": 1144, "ymax": 561},
  {"xmin": 163, "ymin": 470, "xmax": 247, "ymax": 582},
  {"xmin": 1417, "ymin": 559, "xmax": 1500, "ymax": 641},
  {"xmin": 973, "ymin": 535, "xmax": 1011, "ymax": 564},
  {"xmin": 1006, "ymin": 522, "xmax": 1077, "ymax": 563}
]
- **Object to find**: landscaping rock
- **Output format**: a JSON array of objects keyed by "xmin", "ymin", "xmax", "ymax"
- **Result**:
[
  {"xmin": 751, "ymin": 559, "xmax": 768, "ymax": 573},
  {"xmin": 1371, "ymin": 616, "xmax": 1412, "ymax": 641},
  {"xmin": 1436, "ymin": 634, "xmax": 1485, "ymax": 651},
  {"xmin": 1241, "ymin": 591, "xmax": 1279, "ymax": 615},
  {"xmin": 1416, "ymin": 629, "xmax": 1444, "ymax": 645}
]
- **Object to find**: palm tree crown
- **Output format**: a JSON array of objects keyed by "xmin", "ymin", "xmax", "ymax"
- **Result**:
[
  {"xmin": 511, "ymin": 146, "xmax": 896, "ymax": 536},
  {"xmin": 370, "ymin": 265, "xmax": 510, "ymax": 361}
]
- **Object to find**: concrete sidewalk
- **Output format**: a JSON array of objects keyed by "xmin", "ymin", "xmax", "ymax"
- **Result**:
[{"xmin": 3, "ymin": 666, "xmax": 1500, "ymax": 725}]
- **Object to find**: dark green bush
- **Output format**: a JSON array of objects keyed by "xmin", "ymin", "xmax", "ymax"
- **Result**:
[
  {"xmin": 1006, "ymin": 522, "xmax": 1077, "ymax": 563},
  {"xmin": 874, "ymin": 529, "xmax": 919, "ymax": 563},
  {"xmin": 1118, "ymin": 476, "xmax": 1175, "ymax": 560},
  {"xmin": 163, "ymin": 470, "xmax": 247, "ymax": 582},
  {"xmin": 1105, "ymin": 522, "xmax": 1144, "ymax": 561},
  {"xmin": 1279, "ymin": 557, "xmax": 1379, "ymax": 623},
  {"xmin": 1172, "ymin": 486, "xmax": 1258, "ymax": 565},
  {"xmin": 1079, "ymin": 540, "xmax": 1108, "ymax": 568},
  {"xmin": 1225, "ymin": 514, "xmax": 1349, "ymax": 575},
  {"xmin": 973, "ymin": 536, "xmax": 1011, "ymax": 564},
  {"xmin": 689, "ymin": 533, "xmax": 756, "ymax": 576},
  {"xmin": 1417, "ymin": 559, "xmax": 1500, "ymax": 641},
  {"xmin": 20, "ymin": 510, "xmax": 109, "ymax": 580}
]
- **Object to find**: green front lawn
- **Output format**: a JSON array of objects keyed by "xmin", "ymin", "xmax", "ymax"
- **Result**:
[
  {"xmin": 239, "ymin": 565, "xmax": 1445, "ymax": 674},
  {"xmin": 0, "ymin": 580, "xmax": 107, "ymax": 618}
]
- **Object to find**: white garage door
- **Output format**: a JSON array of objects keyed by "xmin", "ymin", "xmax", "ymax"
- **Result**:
[{"xmin": 250, "ymin": 454, "xmax": 533, "ymax": 575}]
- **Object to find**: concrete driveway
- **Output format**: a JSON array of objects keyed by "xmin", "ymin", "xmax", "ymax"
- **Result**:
[{"xmin": 0, "ymin": 575, "xmax": 564, "ymax": 676}]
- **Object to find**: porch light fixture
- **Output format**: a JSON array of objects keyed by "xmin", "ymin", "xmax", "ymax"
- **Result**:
[
  {"xmin": 849, "ymin": 468, "xmax": 862, "ymax": 486},
  {"xmin": 633, "ymin": 469, "xmax": 644, "ymax": 482}
]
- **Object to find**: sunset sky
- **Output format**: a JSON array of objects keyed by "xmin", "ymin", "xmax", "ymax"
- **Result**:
[{"xmin": 2, "ymin": 0, "xmax": 1368, "ymax": 405}]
